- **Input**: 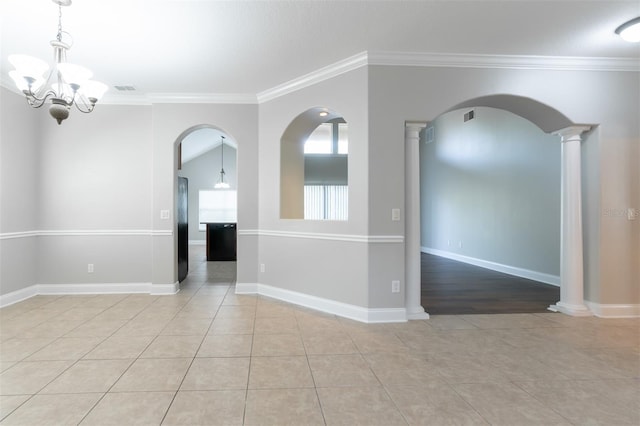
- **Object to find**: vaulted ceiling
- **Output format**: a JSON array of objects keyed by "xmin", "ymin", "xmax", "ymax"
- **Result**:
[{"xmin": 1, "ymin": 0, "xmax": 638, "ymax": 103}]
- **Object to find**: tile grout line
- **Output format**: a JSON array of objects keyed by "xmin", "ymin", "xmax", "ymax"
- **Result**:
[
  {"xmin": 300, "ymin": 310, "xmax": 329, "ymax": 426},
  {"xmin": 241, "ymin": 287, "xmax": 257, "ymax": 426},
  {"xmin": 158, "ymin": 277, "xmax": 230, "ymax": 425},
  {"xmin": 2, "ymin": 294, "xmax": 137, "ymax": 422}
]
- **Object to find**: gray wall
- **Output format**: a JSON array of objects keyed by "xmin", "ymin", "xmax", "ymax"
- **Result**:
[
  {"xmin": 0, "ymin": 87, "xmax": 39, "ymax": 294},
  {"xmin": 179, "ymin": 143, "xmax": 238, "ymax": 242},
  {"xmin": 36, "ymin": 103, "xmax": 154, "ymax": 285},
  {"xmin": 0, "ymin": 92, "xmax": 258, "ymax": 294},
  {"xmin": 258, "ymin": 66, "xmax": 372, "ymax": 307},
  {"xmin": 367, "ymin": 65, "xmax": 638, "ymax": 307},
  {"xmin": 1, "ymin": 60, "xmax": 637, "ymax": 314},
  {"xmin": 420, "ymin": 107, "xmax": 561, "ymax": 276}
]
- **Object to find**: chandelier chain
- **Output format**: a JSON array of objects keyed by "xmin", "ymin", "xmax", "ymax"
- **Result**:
[{"xmin": 57, "ymin": 4, "xmax": 63, "ymax": 42}]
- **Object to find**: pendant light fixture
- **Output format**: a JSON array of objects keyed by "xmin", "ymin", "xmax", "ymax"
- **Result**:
[
  {"xmin": 615, "ymin": 17, "xmax": 640, "ymax": 42},
  {"xmin": 214, "ymin": 136, "xmax": 230, "ymax": 189},
  {"xmin": 8, "ymin": 0, "xmax": 108, "ymax": 125}
]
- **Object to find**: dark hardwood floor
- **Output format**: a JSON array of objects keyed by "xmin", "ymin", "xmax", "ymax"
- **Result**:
[{"xmin": 421, "ymin": 253, "xmax": 560, "ymax": 315}]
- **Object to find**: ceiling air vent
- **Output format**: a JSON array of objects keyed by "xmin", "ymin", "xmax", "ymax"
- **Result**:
[
  {"xmin": 114, "ymin": 85, "xmax": 136, "ymax": 91},
  {"xmin": 464, "ymin": 110, "xmax": 475, "ymax": 122}
]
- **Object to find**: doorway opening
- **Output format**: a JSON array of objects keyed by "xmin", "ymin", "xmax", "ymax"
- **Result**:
[
  {"xmin": 405, "ymin": 94, "xmax": 593, "ymax": 318},
  {"xmin": 174, "ymin": 125, "xmax": 238, "ymax": 286},
  {"xmin": 419, "ymin": 106, "xmax": 560, "ymax": 314}
]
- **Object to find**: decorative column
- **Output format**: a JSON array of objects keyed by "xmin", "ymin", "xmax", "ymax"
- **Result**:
[
  {"xmin": 549, "ymin": 125, "xmax": 593, "ymax": 316},
  {"xmin": 405, "ymin": 121, "xmax": 429, "ymax": 320}
]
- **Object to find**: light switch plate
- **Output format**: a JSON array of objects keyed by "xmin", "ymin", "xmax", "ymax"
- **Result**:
[
  {"xmin": 160, "ymin": 210, "xmax": 170, "ymax": 220},
  {"xmin": 392, "ymin": 208, "xmax": 401, "ymax": 221}
]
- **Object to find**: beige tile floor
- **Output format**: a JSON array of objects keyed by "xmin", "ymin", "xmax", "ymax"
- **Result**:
[{"xmin": 0, "ymin": 250, "xmax": 639, "ymax": 425}]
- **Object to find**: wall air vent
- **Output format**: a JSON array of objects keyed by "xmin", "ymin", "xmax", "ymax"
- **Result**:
[
  {"xmin": 424, "ymin": 126, "xmax": 435, "ymax": 144},
  {"xmin": 464, "ymin": 110, "xmax": 475, "ymax": 122},
  {"xmin": 114, "ymin": 85, "xmax": 136, "ymax": 91}
]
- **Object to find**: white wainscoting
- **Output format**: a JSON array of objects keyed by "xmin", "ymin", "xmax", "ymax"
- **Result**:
[{"xmin": 0, "ymin": 229, "xmax": 172, "ymax": 240}]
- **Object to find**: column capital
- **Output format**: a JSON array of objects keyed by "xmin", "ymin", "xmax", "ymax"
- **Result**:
[
  {"xmin": 552, "ymin": 125, "xmax": 592, "ymax": 141},
  {"xmin": 405, "ymin": 121, "xmax": 428, "ymax": 141}
]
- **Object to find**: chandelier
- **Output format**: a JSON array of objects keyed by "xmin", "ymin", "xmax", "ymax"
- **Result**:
[
  {"xmin": 214, "ymin": 136, "xmax": 231, "ymax": 189},
  {"xmin": 8, "ymin": 0, "xmax": 107, "ymax": 125}
]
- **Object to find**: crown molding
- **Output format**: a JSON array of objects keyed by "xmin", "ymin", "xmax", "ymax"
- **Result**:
[
  {"xmin": 0, "ymin": 79, "xmax": 257, "ymax": 106},
  {"xmin": 3, "ymin": 51, "xmax": 636, "ymax": 106},
  {"xmin": 146, "ymin": 93, "xmax": 258, "ymax": 104},
  {"xmin": 99, "ymin": 92, "xmax": 258, "ymax": 105},
  {"xmin": 256, "ymin": 51, "xmax": 369, "ymax": 103},
  {"xmin": 257, "ymin": 51, "xmax": 638, "ymax": 103},
  {"xmin": 367, "ymin": 51, "xmax": 640, "ymax": 72}
]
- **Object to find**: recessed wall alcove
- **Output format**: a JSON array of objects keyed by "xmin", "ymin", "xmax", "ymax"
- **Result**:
[{"xmin": 280, "ymin": 107, "xmax": 349, "ymax": 220}]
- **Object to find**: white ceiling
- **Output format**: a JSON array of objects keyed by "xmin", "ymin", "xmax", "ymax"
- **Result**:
[
  {"xmin": 181, "ymin": 127, "xmax": 236, "ymax": 164},
  {"xmin": 1, "ymin": 0, "xmax": 639, "ymax": 103}
]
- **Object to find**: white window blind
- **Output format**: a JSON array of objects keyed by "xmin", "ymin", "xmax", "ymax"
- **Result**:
[
  {"xmin": 198, "ymin": 190, "xmax": 237, "ymax": 230},
  {"xmin": 304, "ymin": 185, "xmax": 348, "ymax": 220}
]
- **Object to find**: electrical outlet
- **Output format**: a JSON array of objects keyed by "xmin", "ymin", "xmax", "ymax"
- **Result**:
[
  {"xmin": 88, "ymin": 263, "xmax": 94, "ymax": 273},
  {"xmin": 260, "ymin": 263, "xmax": 265, "ymax": 273},
  {"xmin": 391, "ymin": 208, "xmax": 401, "ymax": 221},
  {"xmin": 160, "ymin": 209, "xmax": 170, "ymax": 220},
  {"xmin": 391, "ymin": 280, "xmax": 400, "ymax": 293}
]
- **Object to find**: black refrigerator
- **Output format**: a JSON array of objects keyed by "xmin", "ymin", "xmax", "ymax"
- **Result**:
[{"xmin": 177, "ymin": 177, "xmax": 188, "ymax": 282}]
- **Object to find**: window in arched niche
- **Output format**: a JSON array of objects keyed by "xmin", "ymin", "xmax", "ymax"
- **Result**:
[{"xmin": 280, "ymin": 108, "xmax": 348, "ymax": 220}]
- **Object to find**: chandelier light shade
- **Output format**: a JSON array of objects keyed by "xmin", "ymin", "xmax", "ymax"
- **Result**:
[
  {"xmin": 8, "ymin": 0, "xmax": 108, "ymax": 124},
  {"xmin": 214, "ymin": 136, "xmax": 231, "ymax": 189},
  {"xmin": 615, "ymin": 17, "xmax": 640, "ymax": 42}
]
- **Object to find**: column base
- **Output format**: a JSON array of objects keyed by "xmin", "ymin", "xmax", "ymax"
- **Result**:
[
  {"xmin": 407, "ymin": 306, "xmax": 429, "ymax": 320},
  {"xmin": 548, "ymin": 301, "xmax": 593, "ymax": 317}
]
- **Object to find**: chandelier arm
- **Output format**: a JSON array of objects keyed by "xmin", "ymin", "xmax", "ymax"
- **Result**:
[
  {"xmin": 71, "ymin": 89, "xmax": 98, "ymax": 113},
  {"xmin": 73, "ymin": 101, "xmax": 96, "ymax": 114},
  {"xmin": 24, "ymin": 89, "xmax": 58, "ymax": 108}
]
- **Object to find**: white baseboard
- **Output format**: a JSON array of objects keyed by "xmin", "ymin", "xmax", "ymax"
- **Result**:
[
  {"xmin": 0, "ymin": 282, "xmax": 180, "ymax": 308},
  {"xmin": 585, "ymin": 301, "xmax": 640, "ymax": 318},
  {"xmin": 150, "ymin": 282, "xmax": 180, "ymax": 295},
  {"xmin": 37, "ymin": 283, "xmax": 152, "ymax": 295},
  {"xmin": 407, "ymin": 306, "xmax": 430, "ymax": 320},
  {"xmin": 236, "ymin": 282, "xmax": 407, "ymax": 323},
  {"xmin": 189, "ymin": 240, "xmax": 206, "ymax": 246},
  {"xmin": 0, "ymin": 286, "xmax": 39, "ymax": 308},
  {"xmin": 548, "ymin": 302, "xmax": 593, "ymax": 317},
  {"xmin": 422, "ymin": 247, "xmax": 560, "ymax": 286}
]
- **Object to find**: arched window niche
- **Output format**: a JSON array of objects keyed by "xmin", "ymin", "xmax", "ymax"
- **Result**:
[{"xmin": 280, "ymin": 107, "xmax": 348, "ymax": 220}]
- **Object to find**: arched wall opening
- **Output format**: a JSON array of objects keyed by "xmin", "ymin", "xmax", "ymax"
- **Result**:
[
  {"xmin": 280, "ymin": 107, "xmax": 349, "ymax": 220},
  {"xmin": 172, "ymin": 124, "xmax": 239, "ymax": 284},
  {"xmin": 419, "ymin": 106, "xmax": 561, "ymax": 314},
  {"xmin": 404, "ymin": 94, "xmax": 594, "ymax": 319}
]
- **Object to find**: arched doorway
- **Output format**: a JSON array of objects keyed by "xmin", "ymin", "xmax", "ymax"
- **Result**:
[
  {"xmin": 405, "ymin": 94, "xmax": 594, "ymax": 319},
  {"xmin": 173, "ymin": 125, "xmax": 238, "ymax": 285}
]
